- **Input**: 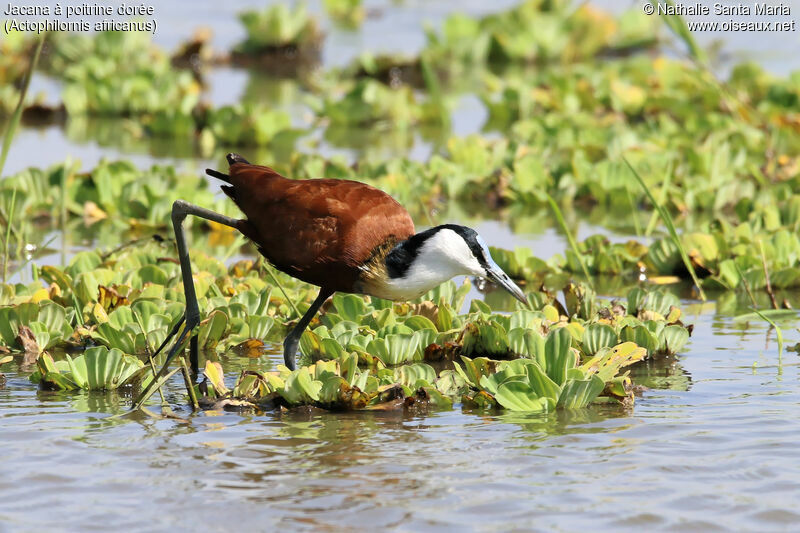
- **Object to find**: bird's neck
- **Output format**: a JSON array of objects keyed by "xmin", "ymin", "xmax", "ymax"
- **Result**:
[{"xmin": 357, "ymin": 230, "xmax": 473, "ymax": 301}]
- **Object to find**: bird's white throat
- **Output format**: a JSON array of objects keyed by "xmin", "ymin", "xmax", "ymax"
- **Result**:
[{"xmin": 368, "ymin": 229, "xmax": 485, "ymax": 301}]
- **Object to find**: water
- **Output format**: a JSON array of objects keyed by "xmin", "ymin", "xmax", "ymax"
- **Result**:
[
  {"xmin": 2, "ymin": 309, "xmax": 799, "ymax": 531},
  {"xmin": 3, "ymin": 1, "xmax": 800, "ymax": 530}
]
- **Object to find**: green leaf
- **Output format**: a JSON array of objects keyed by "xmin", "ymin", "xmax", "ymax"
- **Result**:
[
  {"xmin": 413, "ymin": 328, "xmax": 438, "ymax": 357},
  {"xmin": 658, "ymin": 325, "xmax": 690, "ymax": 354},
  {"xmin": 456, "ymin": 356, "xmax": 496, "ymax": 389},
  {"xmin": 495, "ymin": 381, "xmax": 552, "ymax": 412},
  {"xmin": 479, "ymin": 359, "xmax": 531, "ymax": 395},
  {"xmin": 368, "ymin": 334, "xmax": 419, "ymax": 366},
  {"xmin": 94, "ymin": 322, "xmax": 137, "ymax": 354},
  {"xmin": 558, "ymin": 375, "xmax": 605, "ymax": 408},
  {"xmin": 544, "ymin": 327, "xmax": 574, "ymax": 385},
  {"xmin": 247, "ymin": 315, "xmax": 275, "ymax": 340},
  {"xmin": 286, "ymin": 367, "xmax": 322, "ymax": 403},
  {"xmin": 332, "ymin": 294, "xmax": 367, "ymax": 322},
  {"xmin": 198, "ymin": 310, "xmax": 228, "ymax": 350},
  {"xmin": 461, "ymin": 319, "xmax": 509, "ymax": 358},
  {"xmin": 203, "ymin": 361, "xmax": 229, "ymax": 395},
  {"xmin": 319, "ymin": 337, "xmax": 348, "ymax": 360},
  {"xmin": 39, "ymin": 346, "xmax": 145, "ymax": 391},
  {"xmin": 28, "ymin": 322, "xmax": 51, "ymax": 352},
  {"xmin": 41, "ymin": 371, "xmax": 80, "ymax": 391},
  {"xmin": 620, "ymin": 325, "xmax": 658, "ymax": 355},
  {"xmin": 524, "ymin": 362, "xmax": 561, "ymax": 403},
  {"xmin": 582, "ymin": 323, "xmax": 618, "ymax": 355},
  {"xmin": 404, "ymin": 315, "xmax": 438, "ymax": 332},
  {"xmin": 508, "ymin": 327, "xmax": 545, "ymax": 359},
  {"xmin": 394, "ymin": 363, "xmax": 436, "ymax": 388}
]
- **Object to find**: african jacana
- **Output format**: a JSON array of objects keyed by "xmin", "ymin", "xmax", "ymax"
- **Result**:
[{"xmin": 155, "ymin": 153, "xmax": 525, "ymax": 375}]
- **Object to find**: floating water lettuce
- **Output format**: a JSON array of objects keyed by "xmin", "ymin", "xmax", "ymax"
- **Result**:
[
  {"xmin": 201, "ymin": 341, "xmax": 637, "ymax": 414},
  {"xmin": 236, "ymin": 3, "xmax": 320, "ymax": 51},
  {"xmin": 90, "ymin": 299, "xmax": 179, "ymax": 355},
  {"xmin": 1, "ymin": 233, "xmax": 692, "ymax": 372},
  {"xmin": 0, "ymin": 301, "xmax": 74, "ymax": 353},
  {"xmin": 314, "ymin": 79, "xmax": 448, "ymax": 128},
  {"xmin": 231, "ymin": 3, "xmax": 322, "ymax": 72},
  {"xmin": 323, "ymin": 0, "xmax": 365, "ymax": 28},
  {"xmin": 456, "ymin": 328, "xmax": 646, "ymax": 412},
  {"xmin": 46, "ymin": 31, "xmax": 200, "ymax": 116},
  {"xmin": 423, "ymin": 1, "xmax": 658, "ymax": 72},
  {"xmin": 199, "ymin": 354, "xmax": 437, "ymax": 411},
  {"xmin": 31, "ymin": 347, "xmax": 151, "ymax": 391},
  {"xmin": 0, "ymin": 230, "xmax": 685, "ymax": 413}
]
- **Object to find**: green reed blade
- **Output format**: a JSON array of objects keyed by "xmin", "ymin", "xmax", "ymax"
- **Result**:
[
  {"xmin": 644, "ymin": 162, "xmax": 673, "ymax": 237},
  {"xmin": 261, "ymin": 260, "xmax": 301, "ymax": 319},
  {"xmin": 2, "ymin": 188, "xmax": 16, "ymax": 284},
  {"xmin": 544, "ymin": 192, "xmax": 592, "ymax": 288},
  {"xmin": 660, "ymin": 0, "xmax": 707, "ymax": 65},
  {"xmin": 625, "ymin": 186, "xmax": 642, "ymax": 237},
  {"xmin": 624, "ymin": 156, "xmax": 706, "ymax": 301},
  {"xmin": 750, "ymin": 307, "xmax": 784, "ymax": 361},
  {"xmin": 0, "ymin": 35, "xmax": 45, "ymax": 177}
]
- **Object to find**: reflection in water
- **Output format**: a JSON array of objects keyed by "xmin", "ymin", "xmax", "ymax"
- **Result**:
[
  {"xmin": 495, "ymin": 404, "xmax": 633, "ymax": 436},
  {"xmin": 239, "ymin": 70, "xmax": 314, "ymax": 119},
  {"xmin": 65, "ymin": 116, "xmax": 200, "ymax": 160},
  {"xmin": 630, "ymin": 353, "xmax": 692, "ymax": 392}
]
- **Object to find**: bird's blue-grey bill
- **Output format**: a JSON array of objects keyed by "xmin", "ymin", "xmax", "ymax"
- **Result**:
[{"xmin": 486, "ymin": 266, "xmax": 527, "ymax": 304}]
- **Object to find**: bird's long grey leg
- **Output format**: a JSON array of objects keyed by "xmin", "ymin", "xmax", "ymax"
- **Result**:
[
  {"xmin": 132, "ymin": 200, "xmax": 240, "ymax": 410},
  {"xmin": 283, "ymin": 287, "xmax": 334, "ymax": 371},
  {"xmin": 171, "ymin": 199, "xmax": 240, "ymax": 372}
]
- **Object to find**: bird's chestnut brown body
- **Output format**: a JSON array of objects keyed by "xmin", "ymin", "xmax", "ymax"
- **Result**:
[{"xmin": 221, "ymin": 162, "xmax": 416, "ymax": 294}]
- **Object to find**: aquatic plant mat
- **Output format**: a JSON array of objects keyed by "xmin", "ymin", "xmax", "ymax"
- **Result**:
[{"xmin": 2, "ymin": 232, "xmax": 691, "ymax": 413}]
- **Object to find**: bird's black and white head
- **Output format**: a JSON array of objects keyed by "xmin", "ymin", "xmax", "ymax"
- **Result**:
[{"xmin": 373, "ymin": 224, "xmax": 527, "ymax": 304}]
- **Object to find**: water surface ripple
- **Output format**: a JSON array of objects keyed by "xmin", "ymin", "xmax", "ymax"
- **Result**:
[{"xmin": 2, "ymin": 312, "xmax": 800, "ymax": 531}]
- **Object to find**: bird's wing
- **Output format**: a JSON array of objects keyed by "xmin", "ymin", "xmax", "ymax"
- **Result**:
[{"xmin": 225, "ymin": 164, "xmax": 415, "ymax": 290}]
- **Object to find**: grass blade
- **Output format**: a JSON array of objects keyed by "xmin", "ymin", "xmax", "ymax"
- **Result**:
[
  {"xmin": 0, "ymin": 35, "xmax": 45, "ymax": 177},
  {"xmin": 749, "ymin": 307, "xmax": 784, "ymax": 361},
  {"xmin": 732, "ymin": 260, "xmax": 757, "ymax": 307},
  {"xmin": 759, "ymin": 240, "xmax": 778, "ymax": 310},
  {"xmin": 659, "ymin": 0, "xmax": 708, "ymax": 65},
  {"xmin": 2, "ymin": 189, "xmax": 16, "ymax": 284},
  {"xmin": 623, "ymin": 156, "xmax": 706, "ymax": 301},
  {"xmin": 625, "ymin": 186, "xmax": 642, "ymax": 237},
  {"xmin": 131, "ymin": 367, "xmax": 181, "ymax": 412},
  {"xmin": 644, "ymin": 162, "xmax": 673, "ymax": 236},
  {"xmin": 544, "ymin": 192, "xmax": 592, "ymax": 288},
  {"xmin": 259, "ymin": 258, "xmax": 301, "ymax": 318}
]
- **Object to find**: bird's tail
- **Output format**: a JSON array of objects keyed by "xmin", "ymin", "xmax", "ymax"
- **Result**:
[
  {"xmin": 205, "ymin": 168, "xmax": 230, "ymax": 183},
  {"xmin": 205, "ymin": 153, "xmax": 251, "ymax": 183}
]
